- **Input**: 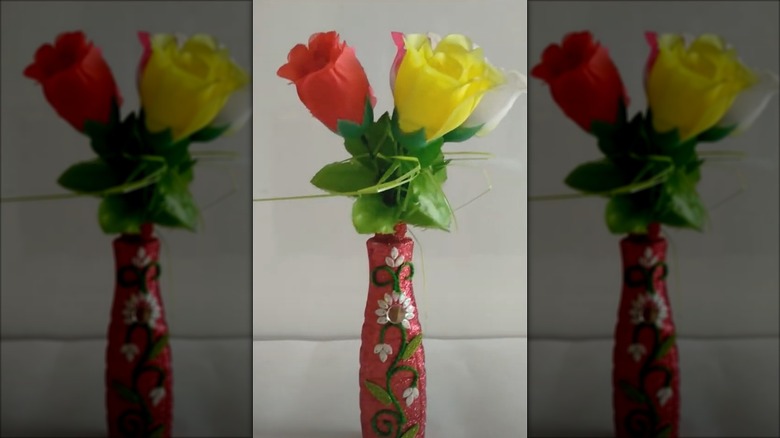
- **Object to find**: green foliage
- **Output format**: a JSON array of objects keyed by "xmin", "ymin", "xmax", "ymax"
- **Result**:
[
  {"xmin": 59, "ymin": 99, "xmax": 228, "ymax": 235},
  {"xmin": 573, "ymin": 109, "xmax": 712, "ymax": 234}
]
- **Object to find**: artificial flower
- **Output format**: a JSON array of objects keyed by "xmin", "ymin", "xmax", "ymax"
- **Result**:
[
  {"xmin": 715, "ymin": 70, "xmax": 779, "ymax": 134},
  {"xmin": 138, "ymin": 32, "xmax": 249, "ymax": 141},
  {"xmin": 24, "ymin": 31, "xmax": 122, "ymax": 132},
  {"xmin": 277, "ymin": 31, "xmax": 376, "ymax": 132},
  {"xmin": 531, "ymin": 31, "xmax": 629, "ymax": 133},
  {"xmin": 645, "ymin": 32, "xmax": 756, "ymax": 141},
  {"xmin": 462, "ymin": 69, "xmax": 528, "ymax": 136},
  {"xmin": 392, "ymin": 32, "xmax": 504, "ymax": 140}
]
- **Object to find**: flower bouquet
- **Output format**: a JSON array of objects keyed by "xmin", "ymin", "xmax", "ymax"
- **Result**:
[
  {"xmin": 14, "ymin": 30, "xmax": 250, "ymax": 437},
  {"xmin": 273, "ymin": 31, "xmax": 526, "ymax": 437},
  {"xmin": 532, "ymin": 31, "xmax": 778, "ymax": 438}
]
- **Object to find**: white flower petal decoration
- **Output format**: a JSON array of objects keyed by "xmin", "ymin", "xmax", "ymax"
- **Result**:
[
  {"xmin": 373, "ymin": 343, "xmax": 393, "ymax": 363},
  {"xmin": 638, "ymin": 248, "xmax": 658, "ymax": 269},
  {"xmin": 375, "ymin": 291, "xmax": 415, "ymax": 327},
  {"xmin": 627, "ymin": 343, "xmax": 647, "ymax": 362},
  {"xmin": 402, "ymin": 386, "xmax": 420, "ymax": 406},
  {"xmin": 463, "ymin": 69, "xmax": 528, "ymax": 136},
  {"xmin": 657, "ymin": 386, "xmax": 673, "ymax": 406},
  {"xmin": 132, "ymin": 248, "xmax": 150, "ymax": 268},
  {"xmin": 385, "ymin": 247, "xmax": 405, "ymax": 268},
  {"xmin": 629, "ymin": 293, "xmax": 668, "ymax": 328},
  {"xmin": 149, "ymin": 386, "xmax": 166, "ymax": 407},
  {"xmin": 122, "ymin": 293, "xmax": 161, "ymax": 328},
  {"xmin": 717, "ymin": 70, "xmax": 779, "ymax": 134},
  {"xmin": 120, "ymin": 343, "xmax": 139, "ymax": 362}
]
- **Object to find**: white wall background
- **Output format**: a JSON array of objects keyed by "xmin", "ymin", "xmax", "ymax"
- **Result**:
[
  {"xmin": 252, "ymin": 0, "xmax": 528, "ymax": 436},
  {"xmin": 1, "ymin": 2, "xmax": 252, "ymax": 436},
  {"xmin": 528, "ymin": 1, "xmax": 779, "ymax": 436}
]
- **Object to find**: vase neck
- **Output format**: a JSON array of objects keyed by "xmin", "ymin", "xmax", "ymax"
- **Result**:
[{"xmin": 373, "ymin": 223, "xmax": 408, "ymax": 243}]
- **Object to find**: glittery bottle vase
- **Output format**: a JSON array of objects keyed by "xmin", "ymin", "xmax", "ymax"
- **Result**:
[
  {"xmin": 359, "ymin": 224, "xmax": 426, "ymax": 438},
  {"xmin": 107, "ymin": 224, "xmax": 173, "ymax": 438},
  {"xmin": 613, "ymin": 223, "xmax": 679, "ymax": 438}
]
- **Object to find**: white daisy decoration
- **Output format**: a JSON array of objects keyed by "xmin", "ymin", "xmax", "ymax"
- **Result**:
[
  {"xmin": 132, "ymin": 248, "xmax": 151, "ymax": 268},
  {"xmin": 375, "ymin": 292, "xmax": 415, "ymax": 329},
  {"xmin": 373, "ymin": 343, "xmax": 393, "ymax": 363},
  {"xmin": 638, "ymin": 247, "xmax": 658, "ymax": 269},
  {"xmin": 627, "ymin": 343, "xmax": 647, "ymax": 362},
  {"xmin": 149, "ymin": 386, "xmax": 166, "ymax": 407},
  {"xmin": 120, "ymin": 343, "xmax": 139, "ymax": 362},
  {"xmin": 657, "ymin": 386, "xmax": 673, "ymax": 406},
  {"xmin": 629, "ymin": 293, "xmax": 668, "ymax": 328},
  {"xmin": 122, "ymin": 293, "xmax": 161, "ymax": 328},
  {"xmin": 402, "ymin": 386, "xmax": 420, "ymax": 407},
  {"xmin": 385, "ymin": 247, "xmax": 405, "ymax": 268}
]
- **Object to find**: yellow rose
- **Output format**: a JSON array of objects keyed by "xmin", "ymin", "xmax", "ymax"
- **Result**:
[
  {"xmin": 392, "ymin": 33, "xmax": 503, "ymax": 141},
  {"xmin": 645, "ymin": 33, "xmax": 756, "ymax": 141},
  {"xmin": 138, "ymin": 32, "xmax": 249, "ymax": 141}
]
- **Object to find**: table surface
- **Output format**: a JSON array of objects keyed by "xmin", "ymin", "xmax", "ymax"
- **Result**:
[{"xmin": 252, "ymin": 338, "xmax": 528, "ymax": 438}]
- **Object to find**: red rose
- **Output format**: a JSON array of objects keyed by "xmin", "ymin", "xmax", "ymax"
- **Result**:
[
  {"xmin": 531, "ymin": 31, "xmax": 629, "ymax": 132},
  {"xmin": 24, "ymin": 31, "xmax": 122, "ymax": 133},
  {"xmin": 277, "ymin": 31, "xmax": 376, "ymax": 132}
]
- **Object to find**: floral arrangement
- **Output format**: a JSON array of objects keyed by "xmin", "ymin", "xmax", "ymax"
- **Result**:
[
  {"xmin": 531, "ymin": 31, "xmax": 778, "ymax": 233},
  {"xmin": 21, "ymin": 31, "xmax": 250, "ymax": 233},
  {"xmin": 276, "ymin": 31, "xmax": 527, "ymax": 234}
]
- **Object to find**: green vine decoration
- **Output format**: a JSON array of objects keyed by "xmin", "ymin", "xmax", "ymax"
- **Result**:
[
  {"xmin": 113, "ymin": 250, "xmax": 169, "ymax": 437},
  {"xmin": 364, "ymin": 256, "xmax": 422, "ymax": 438},
  {"xmin": 620, "ymin": 252, "xmax": 675, "ymax": 438}
]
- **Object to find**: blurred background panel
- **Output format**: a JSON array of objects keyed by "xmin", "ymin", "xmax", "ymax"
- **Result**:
[
  {"xmin": 0, "ymin": 1, "xmax": 252, "ymax": 436},
  {"xmin": 528, "ymin": 1, "xmax": 779, "ymax": 436}
]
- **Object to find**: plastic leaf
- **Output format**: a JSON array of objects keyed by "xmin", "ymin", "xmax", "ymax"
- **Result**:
[
  {"xmin": 352, "ymin": 195, "xmax": 400, "ymax": 234},
  {"xmin": 605, "ymin": 194, "xmax": 652, "ymax": 234},
  {"xmin": 57, "ymin": 159, "xmax": 124, "ymax": 194},
  {"xmin": 311, "ymin": 160, "xmax": 378, "ymax": 194},
  {"xmin": 98, "ymin": 194, "xmax": 145, "ymax": 234},
  {"xmin": 564, "ymin": 159, "xmax": 628, "ymax": 194},
  {"xmin": 364, "ymin": 380, "xmax": 393, "ymax": 406}
]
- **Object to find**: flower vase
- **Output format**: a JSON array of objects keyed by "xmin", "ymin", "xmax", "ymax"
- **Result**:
[
  {"xmin": 613, "ymin": 223, "xmax": 680, "ymax": 438},
  {"xmin": 359, "ymin": 223, "xmax": 426, "ymax": 438},
  {"xmin": 107, "ymin": 223, "xmax": 173, "ymax": 437}
]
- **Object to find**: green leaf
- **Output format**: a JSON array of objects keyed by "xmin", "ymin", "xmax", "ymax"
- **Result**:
[
  {"xmin": 618, "ymin": 380, "xmax": 648, "ymax": 403},
  {"xmin": 149, "ymin": 425, "xmax": 165, "ymax": 438},
  {"xmin": 83, "ymin": 120, "xmax": 112, "ymax": 158},
  {"xmin": 400, "ymin": 334, "xmax": 423, "ymax": 360},
  {"xmin": 337, "ymin": 119, "xmax": 365, "ymax": 139},
  {"xmin": 401, "ymin": 170, "xmax": 451, "ymax": 231},
  {"xmin": 391, "ymin": 110, "xmax": 428, "ymax": 150},
  {"xmin": 655, "ymin": 334, "xmax": 676, "ymax": 360},
  {"xmin": 656, "ymin": 424, "xmax": 672, "ymax": 438},
  {"xmin": 98, "ymin": 195, "xmax": 145, "ymax": 235},
  {"xmin": 352, "ymin": 194, "xmax": 401, "ymax": 234},
  {"xmin": 590, "ymin": 120, "xmax": 620, "ymax": 157},
  {"xmin": 657, "ymin": 169, "xmax": 706, "ymax": 231},
  {"xmin": 150, "ymin": 168, "xmax": 199, "ymax": 231},
  {"xmin": 111, "ymin": 380, "xmax": 140, "ymax": 403},
  {"xmin": 442, "ymin": 124, "xmax": 483, "ymax": 143},
  {"xmin": 57, "ymin": 159, "xmax": 124, "ymax": 194},
  {"xmin": 564, "ymin": 159, "xmax": 628, "ymax": 194},
  {"xmin": 148, "ymin": 334, "xmax": 169, "ymax": 360},
  {"xmin": 400, "ymin": 424, "xmax": 420, "ymax": 438},
  {"xmin": 410, "ymin": 138, "xmax": 444, "ymax": 169},
  {"xmin": 189, "ymin": 124, "xmax": 230, "ymax": 143},
  {"xmin": 364, "ymin": 380, "xmax": 393, "ymax": 406},
  {"xmin": 697, "ymin": 124, "xmax": 736, "ymax": 143},
  {"xmin": 311, "ymin": 160, "xmax": 377, "ymax": 194},
  {"xmin": 605, "ymin": 194, "xmax": 653, "ymax": 234}
]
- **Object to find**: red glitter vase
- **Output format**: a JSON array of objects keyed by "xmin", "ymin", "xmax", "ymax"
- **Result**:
[
  {"xmin": 359, "ymin": 223, "xmax": 426, "ymax": 438},
  {"xmin": 106, "ymin": 224, "xmax": 173, "ymax": 437},
  {"xmin": 612, "ymin": 223, "xmax": 680, "ymax": 438}
]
